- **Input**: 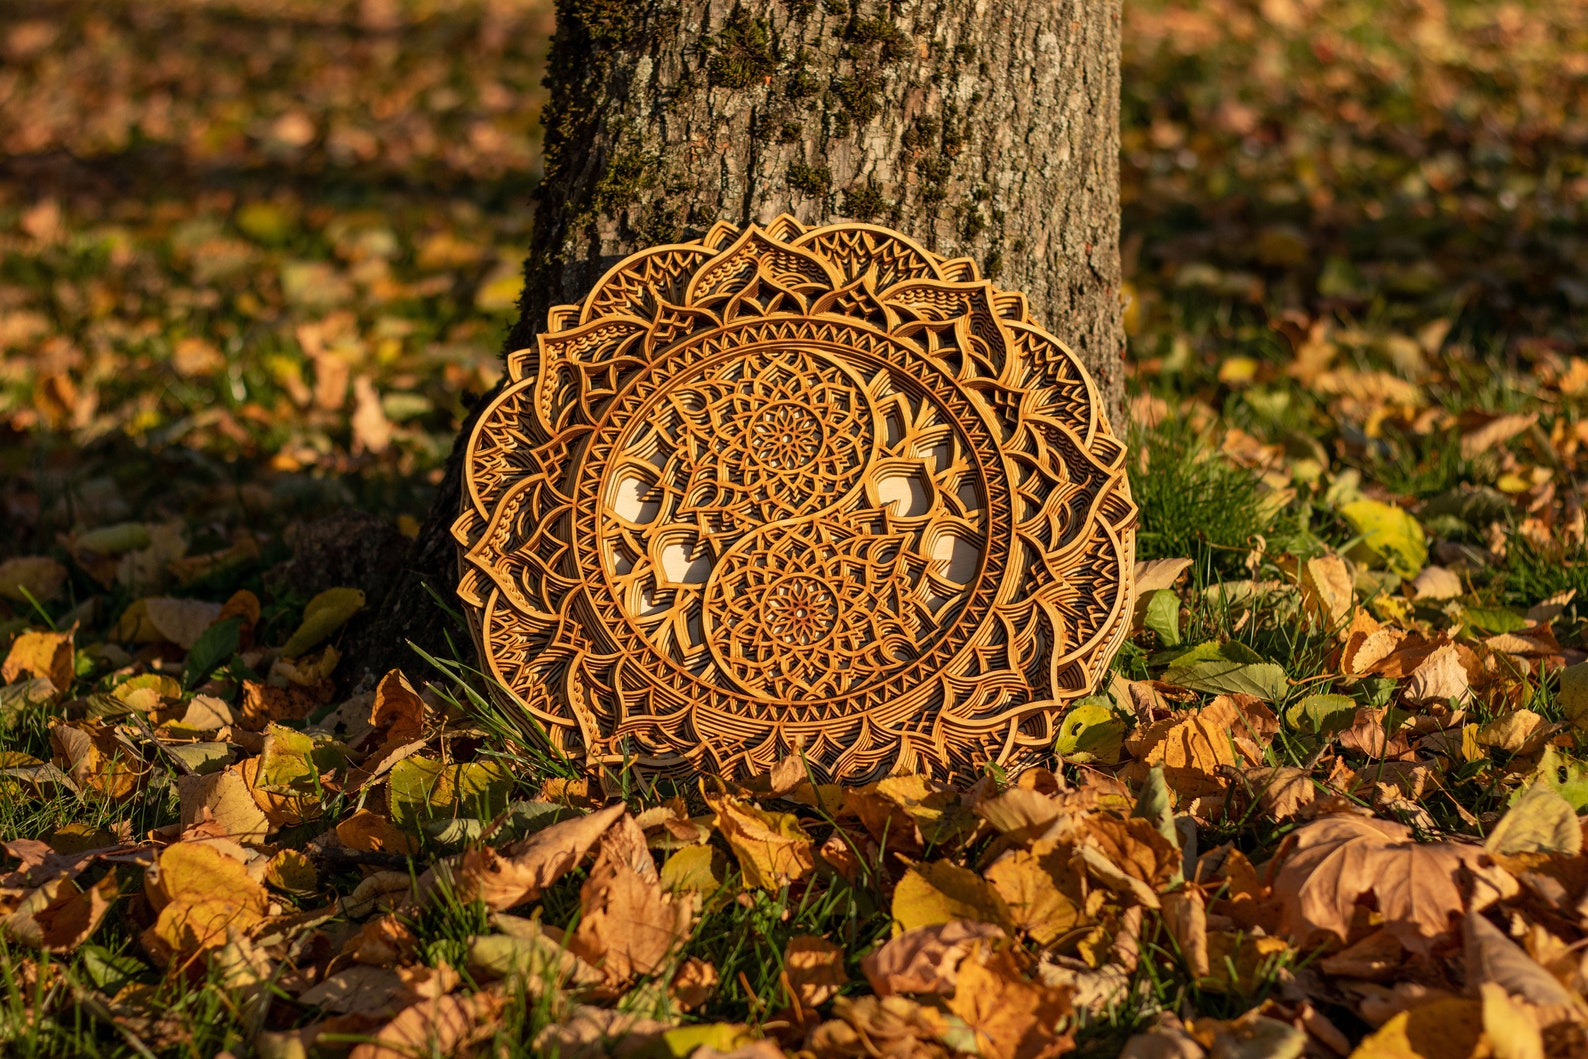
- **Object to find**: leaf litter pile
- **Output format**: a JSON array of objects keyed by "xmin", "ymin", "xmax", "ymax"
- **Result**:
[{"xmin": 5, "ymin": 0, "xmax": 1588, "ymax": 1057}]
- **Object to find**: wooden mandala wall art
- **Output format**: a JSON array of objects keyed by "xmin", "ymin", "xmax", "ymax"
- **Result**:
[{"xmin": 454, "ymin": 216, "xmax": 1136, "ymax": 781}]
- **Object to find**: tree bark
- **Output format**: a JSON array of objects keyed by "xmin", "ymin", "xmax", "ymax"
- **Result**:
[{"xmin": 346, "ymin": 0, "xmax": 1124, "ymax": 689}]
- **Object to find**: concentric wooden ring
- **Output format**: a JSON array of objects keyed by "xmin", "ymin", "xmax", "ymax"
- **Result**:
[{"xmin": 454, "ymin": 216, "xmax": 1135, "ymax": 781}]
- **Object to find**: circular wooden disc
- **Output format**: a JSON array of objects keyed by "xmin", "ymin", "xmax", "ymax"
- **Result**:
[{"xmin": 455, "ymin": 216, "xmax": 1135, "ymax": 781}]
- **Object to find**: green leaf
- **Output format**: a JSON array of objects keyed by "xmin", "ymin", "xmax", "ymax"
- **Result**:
[
  {"xmin": 80, "ymin": 944, "xmax": 147, "ymax": 994},
  {"xmin": 1464, "ymin": 607, "xmax": 1528, "ymax": 634},
  {"xmin": 1339, "ymin": 498, "xmax": 1427, "ymax": 578},
  {"xmin": 183, "ymin": 616, "xmax": 242, "ymax": 689},
  {"xmin": 1487, "ymin": 783, "xmax": 1581, "ymax": 857},
  {"xmin": 1285, "ymin": 693, "xmax": 1359, "ymax": 735},
  {"xmin": 1558, "ymin": 662, "xmax": 1588, "ymax": 730},
  {"xmin": 281, "ymin": 587, "xmax": 365, "ymax": 658},
  {"xmin": 1054, "ymin": 700, "xmax": 1126, "ymax": 764},
  {"xmin": 388, "ymin": 756, "xmax": 513, "ymax": 831},
  {"xmin": 257, "ymin": 723, "xmax": 348, "ymax": 794},
  {"xmin": 1520, "ymin": 746, "xmax": 1588, "ymax": 813},
  {"xmin": 1144, "ymin": 589, "xmax": 1182, "ymax": 647},
  {"xmin": 73, "ymin": 523, "xmax": 150, "ymax": 555},
  {"xmin": 1161, "ymin": 641, "xmax": 1288, "ymax": 701}
]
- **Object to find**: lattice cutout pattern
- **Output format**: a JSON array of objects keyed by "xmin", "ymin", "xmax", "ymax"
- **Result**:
[{"xmin": 455, "ymin": 217, "xmax": 1136, "ymax": 781}]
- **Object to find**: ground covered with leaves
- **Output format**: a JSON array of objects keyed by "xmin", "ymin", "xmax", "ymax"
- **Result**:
[{"xmin": 4, "ymin": 0, "xmax": 1588, "ymax": 1057}]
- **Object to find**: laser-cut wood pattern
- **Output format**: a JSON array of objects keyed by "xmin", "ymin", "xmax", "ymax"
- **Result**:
[{"xmin": 454, "ymin": 217, "xmax": 1136, "ymax": 781}]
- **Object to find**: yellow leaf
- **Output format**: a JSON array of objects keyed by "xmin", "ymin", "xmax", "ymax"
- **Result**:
[
  {"xmin": 707, "ymin": 792, "xmax": 814, "ymax": 890},
  {"xmin": 142, "ymin": 842, "xmax": 270, "ymax": 965},
  {"xmin": 892, "ymin": 860, "xmax": 1012, "ymax": 936},
  {"xmin": 1479, "ymin": 982, "xmax": 1545, "ymax": 1059},
  {"xmin": 265, "ymin": 850, "xmax": 319, "ymax": 896},
  {"xmin": 1486, "ymin": 784, "xmax": 1582, "ymax": 858},
  {"xmin": 1300, "ymin": 554, "xmax": 1354, "ymax": 630},
  {"xmin": 1340, "ymin": 499, "xmax": 1427, "ymax": 579},
  {"xmin": 3, "ymin": 628, "xmax": 74, "ymax": 690},
  {"xmin": 1557, "ymin": 662, "xmax": 1588, "ymax": 730},
  {"xmin": 178, "ymin": 767, "xmax": 271, "ymax": 843},
  {"xmin": 785, "ymin": 935, "xmax": 847, "ymax": 1009},
  {"xmin": 1348, "ymin": 996, "xmax": 1484, "ymax": 1059},
  {"xmin": 984, "ymin": 848, "xmax": 1086, "ymax": 946},
  {"xmin": 281, "ymin": 587, "xmax": 365, "ymax": 658},
  {"xmin": 661, "ymin": 844, "xmax": 727, "ymax": 899}
]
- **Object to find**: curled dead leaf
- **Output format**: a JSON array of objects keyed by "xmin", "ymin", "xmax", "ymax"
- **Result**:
[
  {"xmin": 1271, "ymin": 814, "xmax": 1516, "ymax": 954},
  {"xmin": 862, "ymin": 919, "xmax": 1006, "ymax": 997}
]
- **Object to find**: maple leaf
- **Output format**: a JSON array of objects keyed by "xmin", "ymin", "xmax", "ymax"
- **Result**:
[
  {"xmin": 946, "ymin": 946, "xmax": 1075, "ymax": 1059},
  {"xmin": 1270, "ymin": 814, "xmax": 1516, "ymax": 954}
]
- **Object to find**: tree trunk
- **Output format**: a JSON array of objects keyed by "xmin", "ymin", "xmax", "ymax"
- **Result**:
[{"xmin": 346, "ymin": 0, "xmax": 1124, "ymax": 690}]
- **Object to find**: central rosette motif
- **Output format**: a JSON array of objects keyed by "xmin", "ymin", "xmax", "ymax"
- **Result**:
[
  {"xmin": 623, "ymin": 346, "xmax": 877, "ymax": 532},
  {"xmin": 593, "ymin": 340, "xmax": 989, "ymax": 701}
]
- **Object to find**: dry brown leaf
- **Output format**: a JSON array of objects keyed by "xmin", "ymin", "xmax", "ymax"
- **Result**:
[
  {"xmin": 1403, "ymin": 643, "xmax": 1471, "ymax": 705},
  {"xmin": 1079, "ymin": 816, "xmax": 1180, "ymax": 905},
  {"xmin": 1411, "ymin": 566, "xmax": 1463, "ymax": 601},
  {"xmin": 1464, "ymin": 913, "xmax": 1588, "ymax": 1021},
  {"xmin": 975, "ymin": 787, "xmax": 1064, "ymax": 839},
  {"xmin": 1128, "ymin": 696, "xmax": 1274, "ymax": 804},
  {"xmin": 366, "ymin": 669, "xmax": 426, "ymax": 751},
  {"xmin": 142, "ymin": 597, "xmax": 223, "ymax": 648},
  {"xmin": 1475, "ymin": 710, "xmax": 1550, "ymax": 756},
  {"xmin": 1460, "ymin": 412, "xmax": 1537, "ymax": 460},
  {"xmin": 3, "ymin": 629, "xmax": 74, "ymax": 690},
  {"xmin": 1136, "ymin": 558, "xmax": 1194, "ymax": 595},
  {"xmin": 177, "ymin": 767, "xmax": 270, "ymax": 844},
  {"xmin": 810, "ymin": 995, "xmax": 951, "ymax": 1059},
  {"xmin": 50, "ymin": 722, "xmax": 146, "ymax": 800},
  {"xmin": 1301, "ymin": 555, "xmax": 1354, "ymax": 631},
  {"xmin": 946, "ymin": 946, "xmax": 1074, "ymax": 1059},
  {"xmin": 2, "ymin": 873, "xmax": 118, "ymax": 953},
  {"xmin": 1119, "ymin": 1016, "xmax": 1205, "ymax": 1059},
  {"xmin": 862, "ymin": 919, "xmax": 1006, "ymax": 997},
  {"xmin": 785, "ymin": 935, "xmax": 848, "ymax": 1009},
  {"xmin": 343, "ymin": 915, "xmax": 417, "ymax": 966},
  {"xmin": 299, "ymin": 964, "xmax": 406, "ymax": 1016},
  {"xmin": 672, "ymin": 957, "xmax": 718, "ymax": 1011},
  {"xmin": 348, "ymin": 990, "xmax": 503, "ymax": 1059},
  {"xmin": 531, "ymin": 1004, "xmax": 670, "ymax": 1059},
  {"xmin": 707, "ymin": 792, "xmax": 815, "ymax": 889},
  {"xmin": 1271, "ymin": 814, "xmax": 1516, "ymax": 954},
  {"xmin": 336, "ymin": 808, "xmax": 418, "ymax": 855},
  {"xmin": 984, "ymin": 848, "xmax": 1086, "ymax": 946},
  {"xmin": 1342, "ymin": 612, "xmax": 1407, "ymax": 675},
  {"xmin": 443, "ymin": 801, "xmax": 624, "ymax": 912},
  {"xmin": 1161, "ymin": 889, "xmax": 1208, "ymax": 978},
  {"xmin": 567, "ymin": 814, "xmax": 693, "ymax": 984},
  {"xmin": 1235, "ymin": 766, "xmax": 1317, "ymax": 822}
]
